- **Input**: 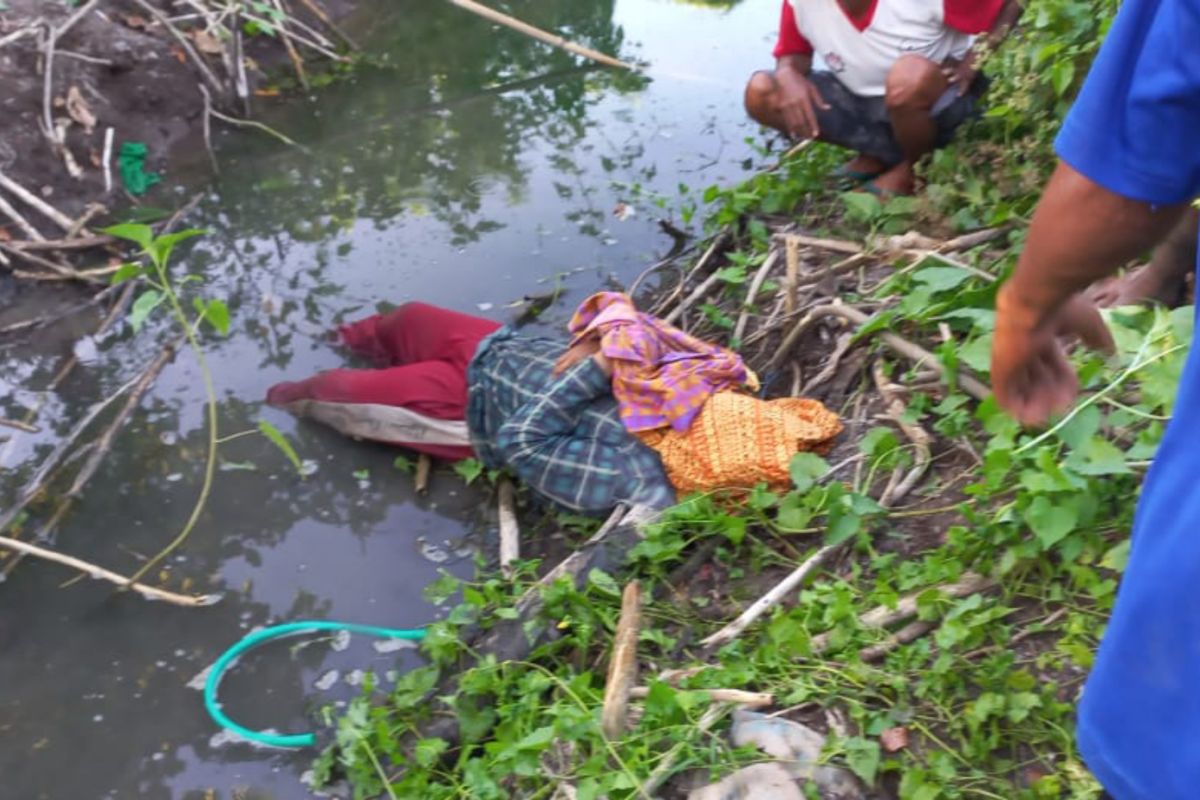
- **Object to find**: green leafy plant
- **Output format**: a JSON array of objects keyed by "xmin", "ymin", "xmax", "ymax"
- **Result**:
[{"xmin": 107, "ymin": 224, "xmax": 303, "ymax": 583}]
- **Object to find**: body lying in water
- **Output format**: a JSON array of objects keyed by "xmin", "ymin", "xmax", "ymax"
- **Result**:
[{"xmin": 266, "ymin": 302, "xmax": 676, "ymax": 515}]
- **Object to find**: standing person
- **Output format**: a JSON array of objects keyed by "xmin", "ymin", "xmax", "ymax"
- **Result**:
[
  {"xmin": 989, "ymin": 0, "xmax": 1200, "ymax": 796},
  {"xmin": 744, "ymin": 0, "xmax": 1021, "ymax": 195}
]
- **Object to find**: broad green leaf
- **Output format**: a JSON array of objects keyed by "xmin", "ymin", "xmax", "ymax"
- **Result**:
[
  {"xmin": 393, "ymin": 454, "xmax": 415, "ymax": 474},
  {"xmin": 103, "ymin": 223, "xmax": 154, "ymax": 249},
  {"xmin": 789, "ymin": 452, "xmax": 829, "ymax": 492},
  {"xmin": 148, "ymin": 228, "xmax": 207, "ymax": 267},
  {"xmin": 843, "ymin": 736, "xmax": 881, "ymax": 785},
  {"xmin": 1069, "ymin": 435, "xmax": 1131, "ymax": 476},
  {"xmin": 258, "ymin": 420, "xmax": 303, "ymax": 474},
  {"xmin": 841, "ymin": 190, "xmax": 882, "ymax": 221},
  {"xmin": 129, "ymin": 289, "xmax": 163, "ymax": 332},
  {"xmin": 1051, "ymin": 60, "xmax": 1075, "ymax": 97},
  {"xmin": 205, "ymin": 299, "xmax": 231, "ymax": 336},
  {"xmin": 110, "ymin": 262, "xmax": 144, "ymax": 285},
  {"xmin": 825, "ymin": 512, "xmax": 860, "ymax": 545},
  {"xmin": 714, "ymin": 266, "xmax": 747, "ymax": 284},
  {"xmin": 587, "ymin": 568, "xmax": 620, "ymax": 597},
  {"xmin": 1024, "ymin": 495, "xmax": 1078, "ymax": 549},
  {"xmin": 1100, "ymin": 539, "xmax": 1131, "ymax": 572},
  {"xmin": 912, "ymin": 266, "xmax": 971, "ymax": 293},
  {"xmin": 776, "ymin": 493, "xmax": 813, "ymax": 531},
  {"xmin": 454, "ymin": 458, "xmax": 484, "ymax": 485}
]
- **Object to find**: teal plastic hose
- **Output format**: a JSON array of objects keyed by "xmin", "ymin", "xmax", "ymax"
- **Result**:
[{"xmin": 204, "ymin": 620, "xmax": 427, "ymax": 748}]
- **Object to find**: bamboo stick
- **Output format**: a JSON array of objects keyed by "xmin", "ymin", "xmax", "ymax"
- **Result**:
[
  {"xmin": 445, "ymin": 0, "xmax": 635, "ymax": 71},
  {"xmin": 0, "ymin": 535, "xmax": 220, "ymax": 607}
]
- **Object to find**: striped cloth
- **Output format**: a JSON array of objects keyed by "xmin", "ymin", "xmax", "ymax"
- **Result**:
[
  {"xmin": 466, "ymin": 329, "xmax": 676, "ymax": 515},
  {"xmin": 568, "ymin": 292, "xmax": 755, "ymax": 433}
]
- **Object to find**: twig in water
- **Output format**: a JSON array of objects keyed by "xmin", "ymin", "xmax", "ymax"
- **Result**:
[
  {"xmin": 35, "ymin": 343, "xmax": 179, "ymax": 543},
  {"xmin": 601, "ymin": 580, "xmax": 642, "ymax": 739},
  {"xmin": 0, "ymin": 536, "xmax": 220, "ymax": 606},
  {"xmin": 207, "ymin": 105, "xmax": 308, "ymax": 151},
  {"xmin": 199, "ymin": 85, "xmax": 220, "ymax": 175},
  {"xmin": 445, "ymin": 0, "xmax": 636, "ymax": 70},
  {"xmin": 415, "ymin": 453, "xmax": 432, "ymax": 494},
  {"xmin": 295, "ymin": 0, "xmax": 359, "ymax": 49},
  {"xmin": 497, "ymin": 477, "xmax": 520, "ymax": 578},
  {"xmin": 0, "ymin": 418, "xmax": 39, "ymax": 433},
  {"xmin": 272, "ymin": 0, "xmax": 309, "ymax": 89}
]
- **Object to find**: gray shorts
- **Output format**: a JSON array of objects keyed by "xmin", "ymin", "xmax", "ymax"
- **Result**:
[{"xmin": 807, "ymin": 70, "xmax": 986, "ymax": 166}]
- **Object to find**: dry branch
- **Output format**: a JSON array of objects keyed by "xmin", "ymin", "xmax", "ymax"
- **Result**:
[
  {"xmin": 629, "ymin": 687, "xmax": 773, "ymax": 707},
  {"xmin": 699, "ymin": 543, "xmax": 840, "ymax": 651},
  {"xmin": 0, "ymin": 536, "xmax": 219, "ymax": 606},
  {"xmin": 497, "ymin": 477, "xmax": 520, "ymax": 577},
  {"xmin": 446, "ymin": 0, "xmax": 635, "ymax": 70},
  {"xmin": 601, "ymin": 580, "xmax": 642, "ymax": 739},
  {"xmin": 415, "ymin": 453, "xmax": 432, "ymax": 494},
  {"xmin": 732, "ymin": 250, "xmax": 779, "ymax": 343},
  {"xmin": 809, "ymin": 572, "xmax": 996, "ymax": 656},
  {"xmin": 0, "ymin": 170, "xmax": 79, "ymax": 232}
]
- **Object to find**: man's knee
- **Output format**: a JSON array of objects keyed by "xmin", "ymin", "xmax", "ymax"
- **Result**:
[
  {"xmin": 885, "ymin": 55, "xmax": 945, "ymax": 111},
  {"xmin": 744, "ymin": 70, "xmax": 778, "ymax": 122}
]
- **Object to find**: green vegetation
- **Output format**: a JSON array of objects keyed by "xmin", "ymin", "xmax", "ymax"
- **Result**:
[
  {"xmin": 107, "ymin": 225, "xmax": 303, "ymax": 583},
  {"xmin": 316, "ymin": 0, "xmax": 1177, "ymax": 797}
]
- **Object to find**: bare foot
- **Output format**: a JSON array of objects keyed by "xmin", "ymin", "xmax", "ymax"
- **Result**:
[
  {"xmin": 842, "ymin": 154, "xmax": 889, "ymax": 177},
  {"xmin": 1086, "ymin": 264, "xmax": 1189, "ymax": 308},
  {"xmin": 867, "ymin": 162, "xmax": 915, "ymax": 196}
]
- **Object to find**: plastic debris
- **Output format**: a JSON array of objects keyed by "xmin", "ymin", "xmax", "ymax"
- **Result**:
[{"xmin": 117, "ymin": 141, "xmax": 162, "ymax": 196}]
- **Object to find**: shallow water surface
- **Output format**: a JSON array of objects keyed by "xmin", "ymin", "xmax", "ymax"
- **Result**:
[{"xmin": 0, "ymin": 1, "xmax": 775, "ymax": 796}]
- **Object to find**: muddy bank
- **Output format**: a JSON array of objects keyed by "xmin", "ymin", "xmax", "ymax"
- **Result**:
[{"xmin": 0, "ymin": 0, "xmax": 353, "ymax": 268}]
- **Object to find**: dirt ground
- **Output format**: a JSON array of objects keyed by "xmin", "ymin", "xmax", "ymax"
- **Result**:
[{"xmin": 0, "ymin": 0, "xmax": 354, "ymax": 239}]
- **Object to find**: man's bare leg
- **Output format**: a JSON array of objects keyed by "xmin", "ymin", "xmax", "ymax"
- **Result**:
[
  {"xmin": 1087, "ymin": 207, "xmax": 1198, "ymax": 307},
  {"xmin": 873, "ymin": 55, "xmax": 951, "ymax": 196},
  {"xmin": 744, "ymin": 70, "xmax": 884, "ymax": 179}
]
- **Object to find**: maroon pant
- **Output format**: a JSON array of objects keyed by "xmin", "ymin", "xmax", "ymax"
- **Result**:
[{"xmin": 265, "ymin": 303, "xmax": 501, "ymax": 459}]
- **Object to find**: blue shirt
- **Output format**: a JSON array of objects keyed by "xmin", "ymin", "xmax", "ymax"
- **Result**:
[
  {"xmin": 1055, "ymin": 1, "xmax": 1200, "ymax": 797},
  {"xmin": 466, "ymin": 329, "xmax": 676, "ymax": 515}
]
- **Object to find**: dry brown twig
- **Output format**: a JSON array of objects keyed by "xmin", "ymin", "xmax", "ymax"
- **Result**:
[
  {"xmin": 601, "ymin": 580, "xmax": 642, "ymax": 739},
  {"xmin": 0, "ymin": 535, "xmax": 220, "ymax": 606},
  {"xmin": 497, "ymin": 478, "xmax": 520, "ymax": 578}
]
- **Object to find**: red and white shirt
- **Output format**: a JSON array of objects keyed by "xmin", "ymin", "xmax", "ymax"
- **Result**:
[{"xmin": 774, "ymin": 0, "xmax": 1005, "ymax": 96}]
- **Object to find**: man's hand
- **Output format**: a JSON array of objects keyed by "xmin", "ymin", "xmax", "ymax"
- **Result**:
[
  {"xmin": 775, "ymin": 68, "xmax": 830, "ymax": 139},
  {"xmin": 991, "ymin": 286, "xmax": 1115, "ymax": 426},
  {"xmin": 941, "ymin": 55, "xmax": 978, "ymax": 97}
]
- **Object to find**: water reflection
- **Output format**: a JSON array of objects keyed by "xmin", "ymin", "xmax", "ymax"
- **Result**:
[{"xmin": 0, "ymin": 0, "xmax": 769, "ymax": 795}]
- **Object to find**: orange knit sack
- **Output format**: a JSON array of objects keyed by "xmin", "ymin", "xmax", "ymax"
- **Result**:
[{"xmin": 636, "ymin": 392, "xmax": 842, "ymax": 494}]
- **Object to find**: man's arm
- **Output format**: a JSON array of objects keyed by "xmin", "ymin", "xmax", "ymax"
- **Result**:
[
  {"xmin": 991, "ymin": 164, "xmax": 1187, "ymax": 425},
  {"xmin": 944, "ymin": 0, "xmax": 1023, "ymax": 94}
]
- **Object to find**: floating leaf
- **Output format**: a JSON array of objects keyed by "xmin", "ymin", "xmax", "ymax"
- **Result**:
[
  {"xmin": 258, "ymin": 420, "xmax": 303, "ymax": 474},
  {"xmin": 204, "ymin": 299, "xmax": 231, "ymax": 336}
]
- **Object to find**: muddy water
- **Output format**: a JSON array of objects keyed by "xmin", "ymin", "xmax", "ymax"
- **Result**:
[{"xmin": 0, "ymin": 1, "xmax": 773, "ymax": 796}]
